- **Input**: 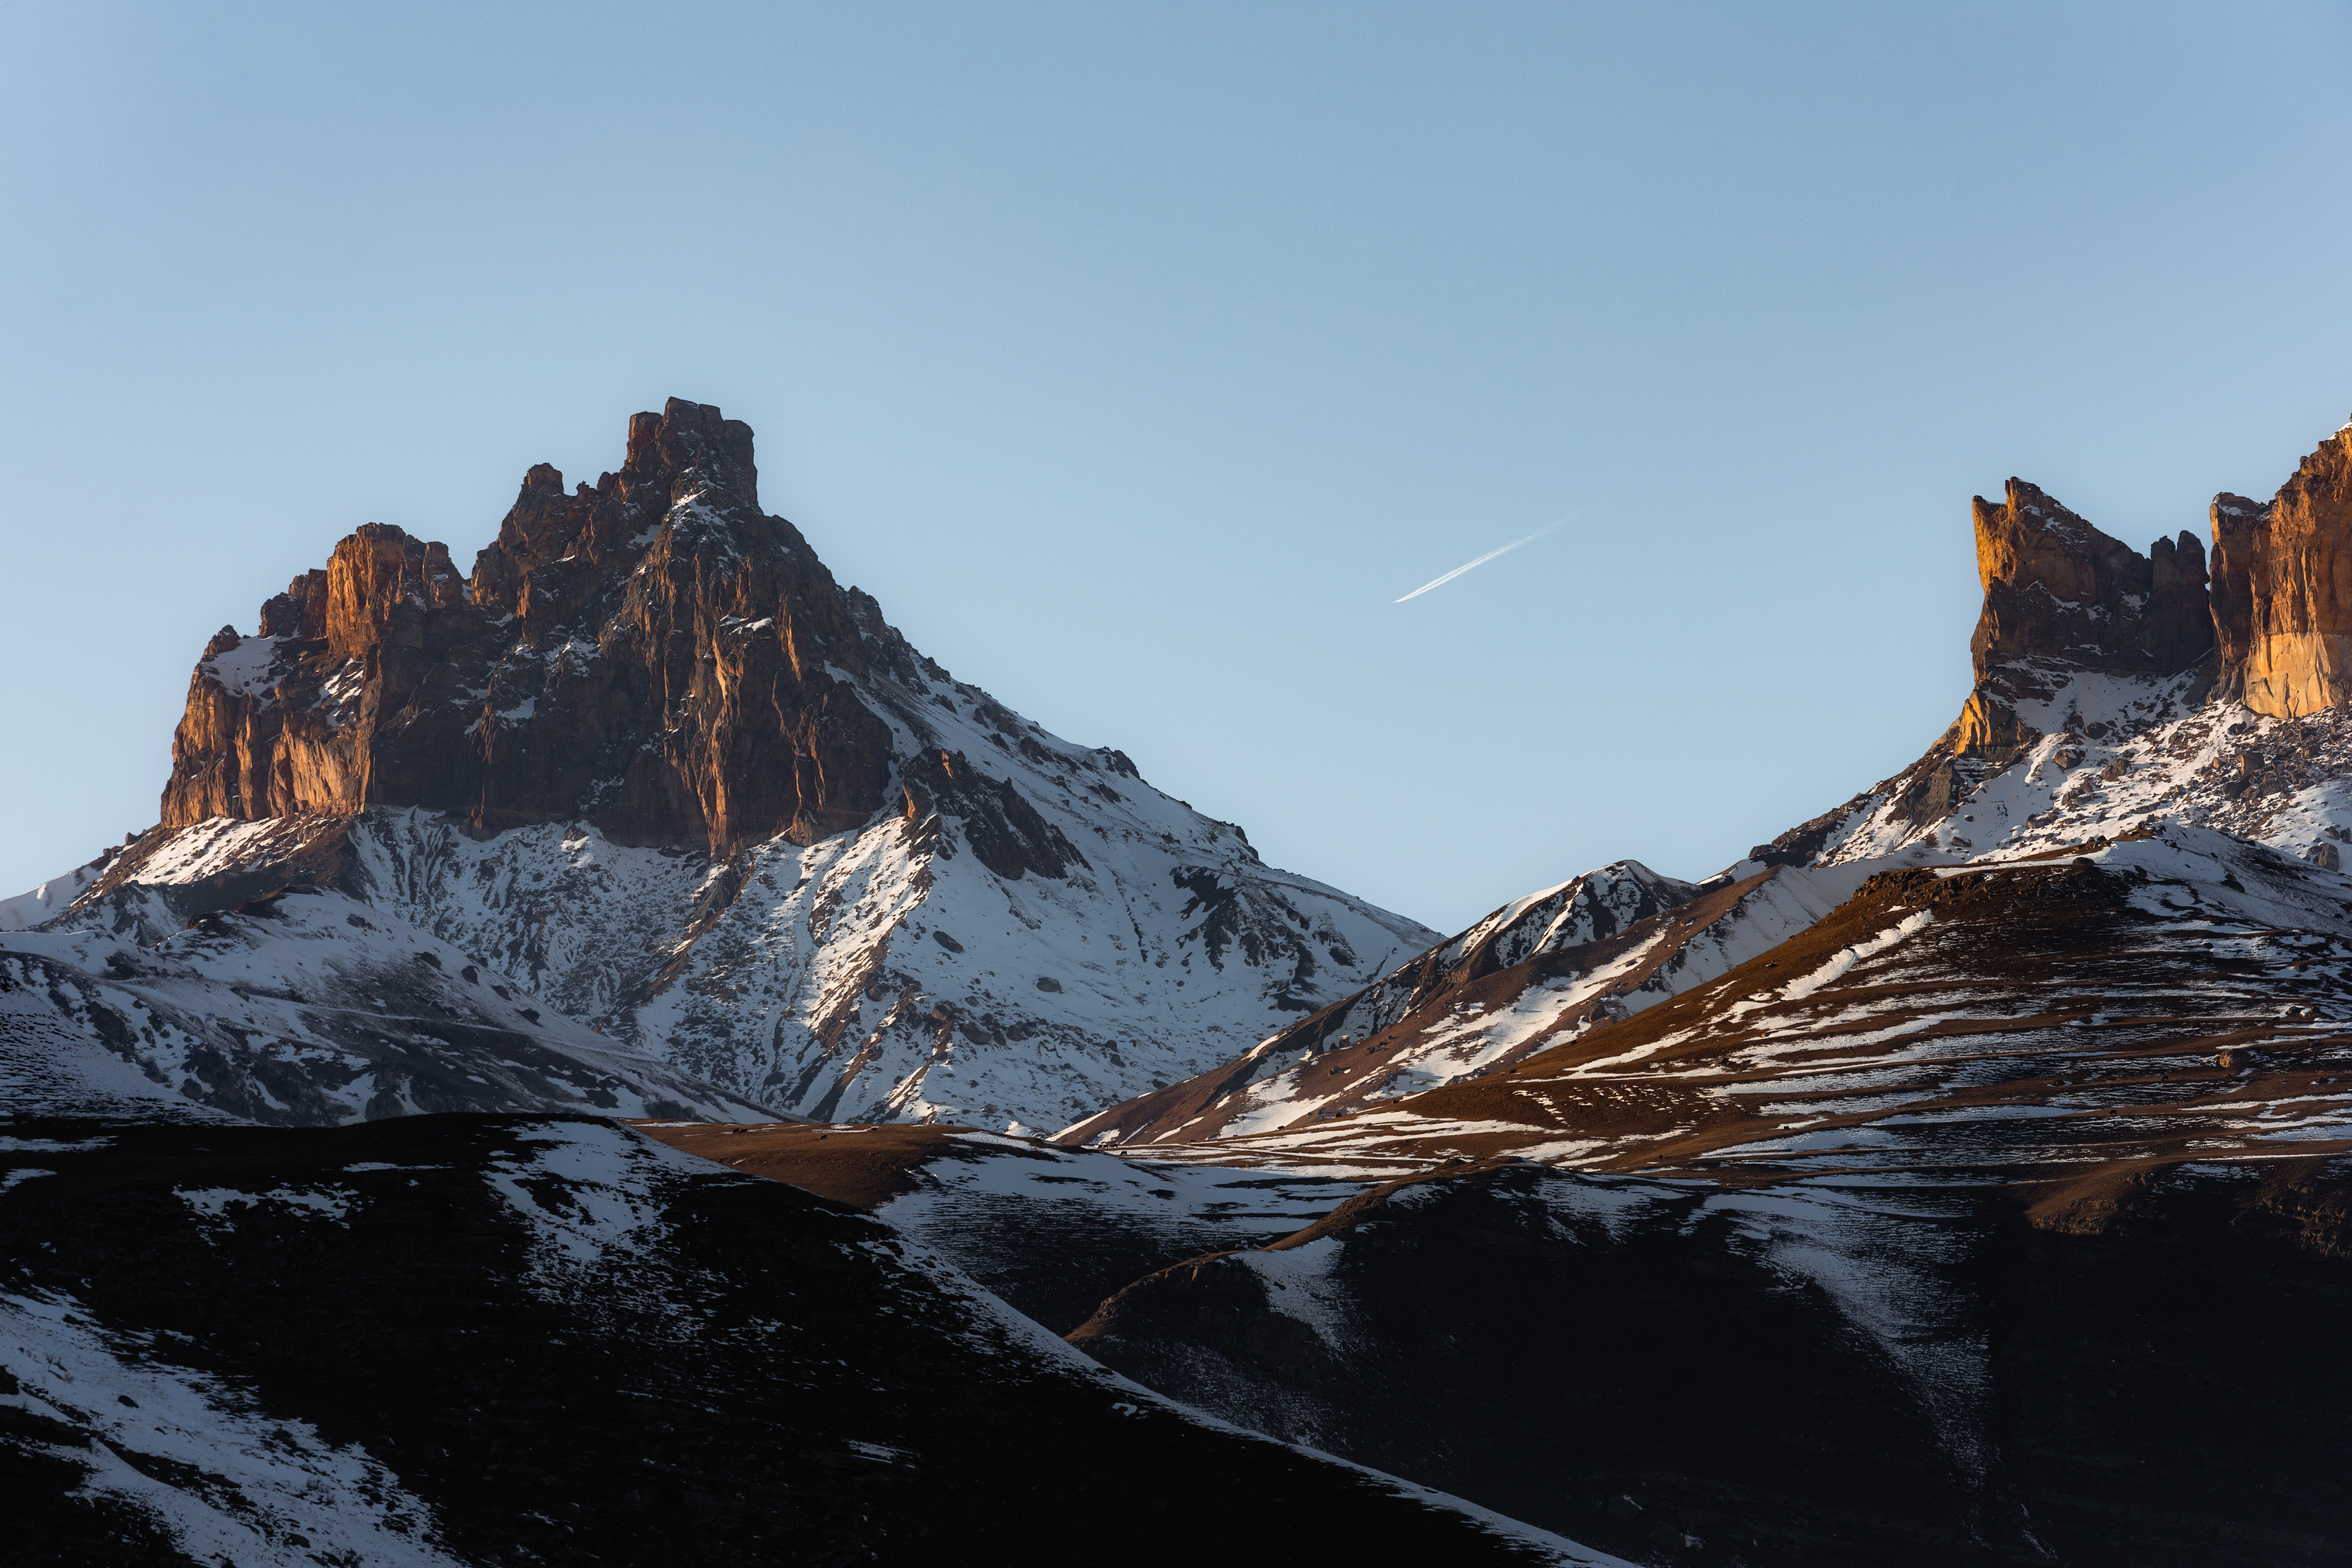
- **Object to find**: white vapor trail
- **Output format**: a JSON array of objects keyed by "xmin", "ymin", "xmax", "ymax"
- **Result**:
[{"xmin": 1392, "ymin": 521, "xmax": 1562, "ymax": 603}]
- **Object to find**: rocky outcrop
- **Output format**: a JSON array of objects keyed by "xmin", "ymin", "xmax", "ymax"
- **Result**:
[
  {"xmin": 1951, "ymin": 478, "xmax": 2211, "ymax": 758},
  {"xmin": 1969, "ymin": 479, "xmax": 2207, "ymax": 676},
  {"xmin": 71, "ymin": 401, "xmax": 1442, "ymax": 1133},
  {"xmin": 161, "ymin": 399, "xmax": 904, "ymax": 851},
  {"xmin": 1753, "ymin": 479, "xmax": 2221, "ymax": 861},
  {"xmin": 899, "ymin": 747, "xmax": 1088, "ymax": 882},
  {"xmin": 2211, "ymin": 427, "xmax": 2352, "ymax": 717}
]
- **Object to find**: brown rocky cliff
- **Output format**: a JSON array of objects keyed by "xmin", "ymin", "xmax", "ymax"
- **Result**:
[
  {"xmin": 2208, "ymin": 490, "xmax": 2266, "ymax": 699},
  {"xmin": 1749, "ymin": 480, "xmax": 2217, "ymax": 857},
  {"xmin": 2209, "ymin": 427, "xmax": 2352, "ymax": 716},
  {"xmin": 160, "ymin": 399, "xmax": 932, "ymax": 852},
  {"xmin": 1966, "ymin": 477, "xmax": 2210, "ymax": 686},
  {"xmin": 1887, "ymin": 480, "xmax": 2212, "ymax": 826}
]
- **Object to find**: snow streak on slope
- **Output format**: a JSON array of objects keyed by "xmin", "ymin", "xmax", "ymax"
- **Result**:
[
  {"xmin": 0, "ymin": 884, "xmax": 769, "ymax": 1125},
  {"xmin": 1140, "ymin": 824, "xmax": 2352, "ymax": 1184},
  {"xmin": 1061, "ymin": 859, "xmax": 1889, "ymax": 1147},
  {"xmin": 1, "ymin": 1288, "xmax": 462, "ymax": 1567}
]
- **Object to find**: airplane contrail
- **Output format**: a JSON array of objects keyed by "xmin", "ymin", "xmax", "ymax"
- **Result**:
[{"xmin": 1392, "ymin": 521, "xmax": 1562, "ymax": 603}]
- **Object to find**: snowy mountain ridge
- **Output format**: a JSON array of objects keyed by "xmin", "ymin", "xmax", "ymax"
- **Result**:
[
  {"xmin": 5, "ymin": 399, "xmax": 1436, "ymax": 1132},
  {"xmin": 1062, "ymin": 418, "xmax": 2352, "ymax": 1149}
]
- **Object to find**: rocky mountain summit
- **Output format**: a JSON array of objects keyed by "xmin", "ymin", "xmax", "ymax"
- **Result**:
[
  {"xmin": 5, "ymin": 400, "xmax": 1434, "ymax": 1133},
  {"xmin": 1067, "ymin": 418, "xmax": 2352, "ymax": 1148},
  {"xmin": 161, "ymin": 404, "xmax": 896, "ymax": 845}
]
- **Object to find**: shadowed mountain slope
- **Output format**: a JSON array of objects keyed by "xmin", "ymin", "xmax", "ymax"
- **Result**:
[{"xmin": 0, "ymin": 1112, "xmax": 1613, "ymax": 1568}]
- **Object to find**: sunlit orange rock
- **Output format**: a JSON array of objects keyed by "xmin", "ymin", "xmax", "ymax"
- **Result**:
[{"xmin": 160, "ymin": 399, "xmax": 899, "ymax": 848}]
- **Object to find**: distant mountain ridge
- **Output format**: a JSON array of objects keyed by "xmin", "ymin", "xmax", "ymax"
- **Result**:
[{"xmin": 1065, "ymin": 416, "xmax": 2352, "ymax": 1145}]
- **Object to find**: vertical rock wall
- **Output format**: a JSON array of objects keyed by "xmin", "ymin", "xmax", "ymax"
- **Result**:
[
  {"xmin": 2212, "ymin": 428, "xmax": 2352, "ymax": 717},
  {"xmin": 158, "ymin": 400, "xmax": 901, "ymax": 851}
]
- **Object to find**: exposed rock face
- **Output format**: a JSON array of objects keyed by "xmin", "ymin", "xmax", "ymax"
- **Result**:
[
  {"xmin": 1951, "ymin": 478, "xmax": 2210, "ymax": 763},
  {"xmin": 43, "ymin": 401, "xmax": 1440, "ymax": 1133},
  {"xmin": 1969, "ymin": 478, "xmax": 2209, "ymax": 676},
  {"xmin": 1746, "ymin": 477, "xmax": 2222, "ymax": 868},
  {"xmin": 162, "ymin": 400, "xmax": 899, "ymax": 849},
  {"xmin": 2209, "ymin": 489, "xmax": 2268, "ymax": 696},
  {"xmin": 2212, "ymin": 428, "xmax": 2352, "ymax": 717}
]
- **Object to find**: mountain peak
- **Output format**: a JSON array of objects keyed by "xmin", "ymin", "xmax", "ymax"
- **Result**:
[
  {"xmin": 1967, "ymin": 476, "xmax": 2211, "ymax": 683},
  {"xmin": 162, "ymin": 400, "xmax": 888, "ymax": 848},
  {"xmin": 91, "ymin": 400, "xmax": 1440, "ymax": 1131}
]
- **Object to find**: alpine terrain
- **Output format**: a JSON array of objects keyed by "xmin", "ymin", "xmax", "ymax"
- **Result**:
[
  {"xmin": 13, "ymin": 400, "xmax": 2352, "ymax": 1565},
  {"xmin": 2, "ymin": 400, "xmax": 1435, "ymax": 1136}
]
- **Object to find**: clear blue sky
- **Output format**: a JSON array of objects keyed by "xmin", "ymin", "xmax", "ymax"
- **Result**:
[{"xmin": 5, "ymin": 2, "xmax": 2351, "ymax": 934}]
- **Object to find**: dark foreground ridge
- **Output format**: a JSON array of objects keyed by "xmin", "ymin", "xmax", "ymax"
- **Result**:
[
  {"xmin": 1066, "ymin": 1158, "xmax": 2352, "ymax": 1568},
  {"xmin": 0, "ymin": 1112, "xmax": 1593, "ymax": 1568}
]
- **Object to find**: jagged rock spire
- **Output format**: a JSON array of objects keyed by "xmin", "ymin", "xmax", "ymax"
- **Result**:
[{"xmin": 162, "ymin": 399, "xmax": 894, "ymax": 848}]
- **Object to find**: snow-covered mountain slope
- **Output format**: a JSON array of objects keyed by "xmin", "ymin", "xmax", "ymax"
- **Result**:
[
  {"xmin": 21, "ymin": 758, "xmax": 1429, "ymax": 1133},
  {"xmin": 1740, "ymin": 665, "xmax": 2352, "ymax": 879},
  {"xmin": 1059, "ymin": 856, "xmax": 1886, "ymax": 1148},
  {"xmin": 10, "ymin": 398, "xmax": 1436, "ymax": 1133},
  {"xmin": 1136, "ymin": 824, "xmax": 2352, "ymax": 1183},
  {"xmin": 2, "ymin": 881, "xmax": 769, "ymax": 1125},
  {"xmin": 0, "ymin": 859, "xmax": 107, "ymax": 933},
  {"xmin": 0, "ymin": 1110, "xmax": 1613, "ymax": 1566}
]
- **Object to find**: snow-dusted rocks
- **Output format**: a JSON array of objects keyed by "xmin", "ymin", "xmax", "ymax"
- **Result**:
[
  {"xmin": 1, "ymin": 878, "xmax": 769, "ymax": 1125},
  {"xmin": 1059, "ymin": 858, "xmax": 1884, "ymax": 1147},
  {"xmin": 13, "ymin": 398, "xmax": 1435, "ymax": 1132}
]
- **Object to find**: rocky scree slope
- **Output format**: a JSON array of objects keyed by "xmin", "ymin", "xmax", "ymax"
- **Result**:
[{"xmin": 9, "ymin": 400, "xmax": 1435, "ymax": 1133}]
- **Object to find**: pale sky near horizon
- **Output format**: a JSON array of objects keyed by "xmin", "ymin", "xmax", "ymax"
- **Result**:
[{"xmin": 5, "ymin": 2, "xmax": 2352, "ymax": 934}]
